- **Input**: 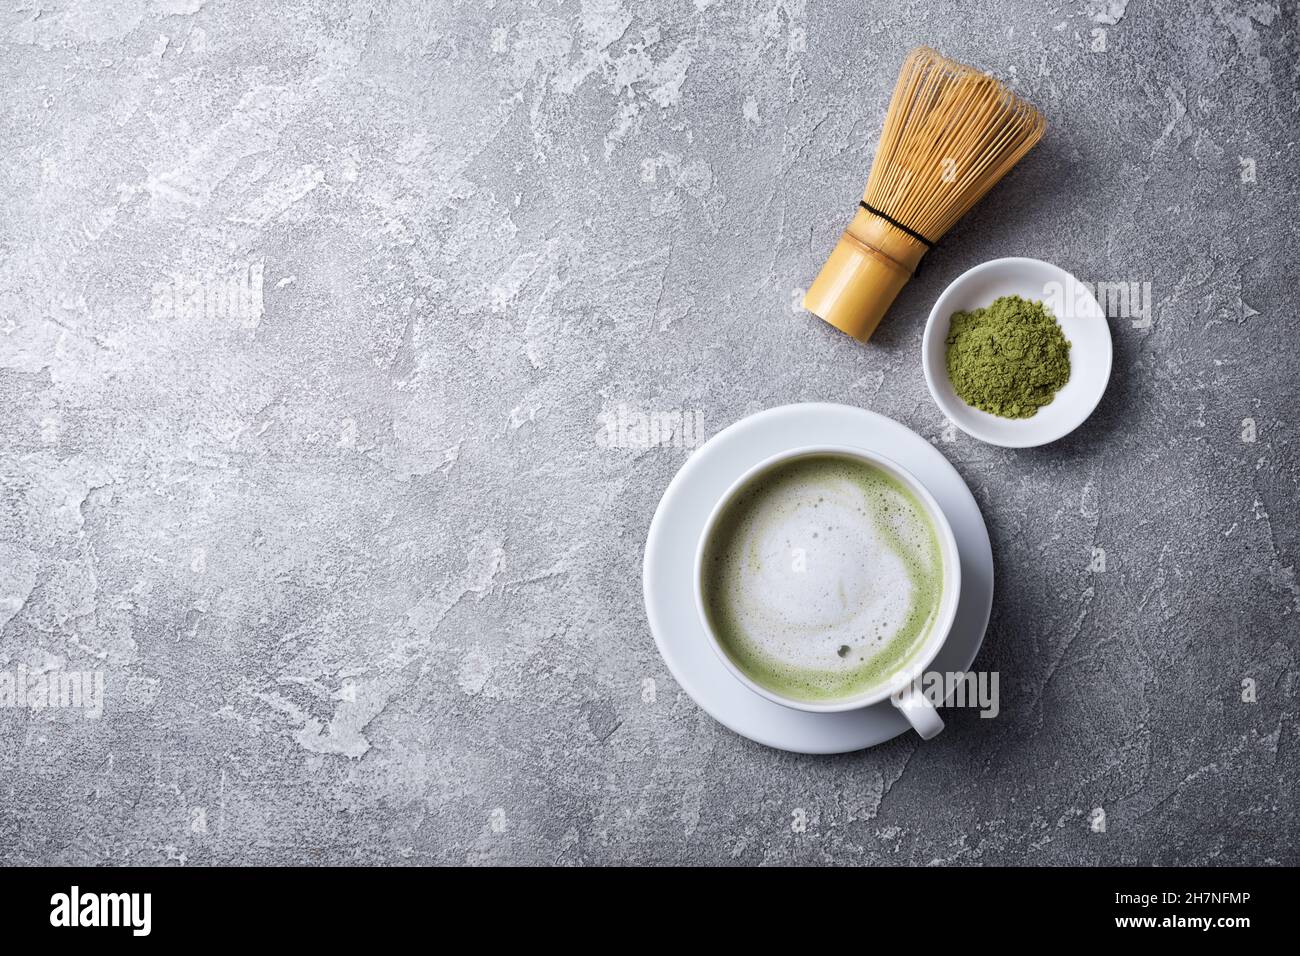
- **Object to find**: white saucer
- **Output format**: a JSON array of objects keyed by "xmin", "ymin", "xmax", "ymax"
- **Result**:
[{"xmin": 642, "ymin": 403, "xmax": 994, "ymax": 754}]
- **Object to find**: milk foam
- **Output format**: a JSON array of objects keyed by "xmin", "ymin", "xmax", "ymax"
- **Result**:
[{"xmin": 702, "ymin": 455, "xmax": 944, "ymax": 701}]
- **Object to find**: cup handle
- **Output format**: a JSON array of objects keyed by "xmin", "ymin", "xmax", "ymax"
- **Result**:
[{"xmin": 891, "ymin": 684, "xmax": 944, "ymax": 740}]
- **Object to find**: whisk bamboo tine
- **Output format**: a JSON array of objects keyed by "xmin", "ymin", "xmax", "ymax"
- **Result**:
[{"xmin": 804, "ymin": 48, "xmax": 1044, "ymax": 342}]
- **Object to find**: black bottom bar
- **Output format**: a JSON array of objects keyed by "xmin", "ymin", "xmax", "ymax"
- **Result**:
[{"xmin": 0, "ymin": 866, "xmax": 1283, "ymax": 941}]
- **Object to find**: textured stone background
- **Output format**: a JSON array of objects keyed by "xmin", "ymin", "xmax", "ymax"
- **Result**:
[{"xmin": 1, "ymin": 0, "xmax": 1297, "ymax": 866}]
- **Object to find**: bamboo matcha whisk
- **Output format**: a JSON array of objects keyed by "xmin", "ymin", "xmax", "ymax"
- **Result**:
[{"xmin": 804, "ymin": 47, "xmax": 1045, "ymax": 342}]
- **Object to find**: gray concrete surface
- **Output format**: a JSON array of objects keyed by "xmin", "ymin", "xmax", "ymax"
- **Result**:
[{"xmin": 1, "ymin": 0, "xmax": 1297, "ymax": 866}]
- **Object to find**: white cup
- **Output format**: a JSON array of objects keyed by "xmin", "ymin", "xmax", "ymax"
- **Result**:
[{"xmin": 693, "ymin": 445, "xmax": 961, "ymax": 739}]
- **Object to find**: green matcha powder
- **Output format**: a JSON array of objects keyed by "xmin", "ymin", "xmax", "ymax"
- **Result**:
[{"xmin": 944, "ymin": 295, "xmax": 1071, "ymax": 418}]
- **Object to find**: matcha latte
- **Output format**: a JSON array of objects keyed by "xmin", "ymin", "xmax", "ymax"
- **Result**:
[{"xmin": 701, "ymin": 454, "xmax": 946, "ymax": 703}]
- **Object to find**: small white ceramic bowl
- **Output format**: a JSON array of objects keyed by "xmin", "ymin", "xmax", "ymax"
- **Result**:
[{"xmin": 922, "ymin": 257, "xmax": 1113, "ymax": 448}]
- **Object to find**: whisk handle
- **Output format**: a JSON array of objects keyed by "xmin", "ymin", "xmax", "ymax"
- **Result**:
[{"xmin": 803, "ymin": 208, "xmax": 929, "ymax": 342}]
